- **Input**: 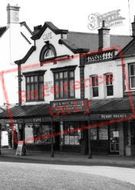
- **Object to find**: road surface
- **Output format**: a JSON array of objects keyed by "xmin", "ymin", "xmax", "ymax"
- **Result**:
[{"xmin": 0, "ymin": 162, "xmax": 135, "ymax": 190}]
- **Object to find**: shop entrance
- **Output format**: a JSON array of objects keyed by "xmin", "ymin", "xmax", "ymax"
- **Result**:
[
  {"xmin": 109, "ymin": 125, "xmax": 119, "ymax": 153},
  {"xmin": 54, "ymin": 122, "xmax": 60, "ymax": 151}
]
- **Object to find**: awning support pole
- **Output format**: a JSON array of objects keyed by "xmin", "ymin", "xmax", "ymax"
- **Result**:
[
  {"xmin": 51, "ymin": 119, "xmax": 54, "ymax": 157},
  {"xmin": 88, "ymin": 120, "xmax": 92, "ymax": 159}
]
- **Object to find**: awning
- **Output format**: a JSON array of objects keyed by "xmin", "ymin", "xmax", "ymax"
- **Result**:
[
  {"xmin": 0, "ymin": 96, "xmax": 134, "ymax": 123},
  {"xmin": 0, "ymin": 104, "xmax": 50, "ymax": 119}
]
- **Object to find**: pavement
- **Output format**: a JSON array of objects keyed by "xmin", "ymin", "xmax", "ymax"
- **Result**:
[{"xmin": 1, "ymin": 148, "xmax": 135, "ymax": 168}]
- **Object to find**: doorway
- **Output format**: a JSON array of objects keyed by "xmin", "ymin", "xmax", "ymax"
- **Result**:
[{"xmin": 109, "ymin": 125, "xmax": 119, "ymax": 153}]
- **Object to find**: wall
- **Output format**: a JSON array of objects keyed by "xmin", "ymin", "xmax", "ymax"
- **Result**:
[{"xmin": 84, "ymin": 59, "xmax": 123, "ymax": 99}]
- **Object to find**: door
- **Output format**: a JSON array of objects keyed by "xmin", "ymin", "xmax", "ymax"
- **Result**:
[{"xmin": 109, "ymin": 125, "xmax": 119, "ymax": 153}]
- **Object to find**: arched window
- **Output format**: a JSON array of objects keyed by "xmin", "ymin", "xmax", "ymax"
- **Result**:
[{"xmin": 39, "ymin": 44, "xmax": 56, "ymax": 63}]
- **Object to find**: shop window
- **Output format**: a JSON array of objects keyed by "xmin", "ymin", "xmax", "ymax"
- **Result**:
[
  {"xmin": 53, "ymin": 69, "xmax": 75, "ymax": 99},
  {"xmin": 129, "ymin": 63, "xmax": 135, "ymax": 89},
  {"xmin": 24, "ymin": 71, "xmax": 45, "ymax": 102},
  {"xmin": 104, "ymin": 73, "xmax": 113, "ymax": 96},
  {"xmin": 90, "ymin": 128, "xmax": 97, "ymax": 140},
  {"xmin": 33, "ymin": 124, "xmax": 52, "ymax": 144},
  {"xmin": 131, "ymin": 122, "xmax": 135, "ymax": 145},
  {"xmin": 99, "ymin": 126, "xmax": 108, "ymax": 140},
  {"xmin": 90, "ymin": 75, "xmax": 99, "ymax": 97},
  {"xmin": 90, "ymin": 126, "xmax": 108, "ymax": 140},
  {"xmin": 63, "ymin": 122, "xmax": 81, "ymax": 145}
]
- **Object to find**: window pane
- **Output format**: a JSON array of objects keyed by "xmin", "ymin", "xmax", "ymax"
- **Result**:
[
  {"xmin": 39, "ymin": 76, "xmax": 43, "ymax": 82},
  {"xmin": 90, "ymin": 128, "xmax": 97, "ymax": 140},
  {"xmin": 34, "ymin": 83, "xmax": 38, "ymax": 100},
  {"xmin": 64, "ymin": 71, "xmax": 68, "ymax": 78},
  {"xmin": 130, "ymin": 64, "xmax": 135, "ymax": 76},
  {"xmin": 26, "ymin": 77, "xmax": 30, "ymax": 83},
  {"xmin": 55, "ymin": 73, "xmax": 59, "ymax": 80},
  {"xmin": 31, "ymin": 76, "xmax": 34, "ymax": 83},
  {"xmin": 60, "ymin": 80, "xmax": 63, "ymax": 98},
  {"xmin": 63, "ymin": 80, "xmax": 68, "ymax": 98},
  {"xmin": 92, "ymin": 76, "xmax": 98, "ymax": 86},
  {"xmin": 44, "ymin": 49, "xmax": 54, "ymax": 59},
  {"xmin": 106, "ymin": 74, "xmax": 113, "ymax": 85},
  {"xmin": 34, "ymin": 76, "xmax": 38, "ymax": 82},
  {"xmin": 31, "ymin": 84, "xmax": 34, "ymax": 100},
  {"xmin": 92, "ymin": 87, "xmax": 99, "ymax": 97},
  {"xmin": 69, "ymin": 80, "xmax": 74, "ymax": 97},
  {"xmin": 26, "ymin": 85, "xmax": 30, "ymax": 100},
  {"xmin": 69, "ymin": 71, "xmax": 74, "ymax": 78},
  {"xmin": 107, "ymin": 86, "xmax": 113, "ymax": 96},
  {"xmin": 39, "ymin": 83, "xmax": 44, "ymax": 100},
  {"xmin": 131, "ymin": 77, "xmax": 135, "ymax": 88},
  {"xmin": 59, "ymin": 72, "xmax": 63, "ymax": 79},
  {"xmin": 55, "ymin": 81, "xmax": 59, "ymax": 98}
]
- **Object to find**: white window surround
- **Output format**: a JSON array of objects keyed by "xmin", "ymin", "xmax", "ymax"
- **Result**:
[
  {"xmin": 128, "ymin": 63, "xmax": 135, "ymax": 90},
  {"xmin": 104, "ymin": 73, "xmax": 114, "ymax": 97},
  {"xmin": 89, "ymin": 75, "xmax": 99, "ymax": 98}
]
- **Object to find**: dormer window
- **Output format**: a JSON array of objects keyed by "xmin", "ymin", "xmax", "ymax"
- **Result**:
[{"xmin": 40, "ymin": 44, "xmax": 56, "ymax": 63}]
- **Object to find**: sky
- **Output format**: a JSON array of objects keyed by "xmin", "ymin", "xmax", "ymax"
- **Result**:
[{"xmin": 0, "ymin": 0, "xmax": 135, "ymax": 35}]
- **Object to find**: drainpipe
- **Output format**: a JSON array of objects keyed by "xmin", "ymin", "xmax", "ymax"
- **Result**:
[{"xmin": 18, "ymin": 63, "xmax": 22, "ymax": 106}]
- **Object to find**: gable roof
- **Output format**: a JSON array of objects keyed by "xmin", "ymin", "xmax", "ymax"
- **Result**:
[
  {"xmin": 0, "ymin": 26, "xmax": 7, "ymax": 37},
  {"xmin": 32, "ymin": 22, "xmax": 68, "ymax": 40},
  {"xmin": 116, "ymin": 38, "xmax": 135, "ymax": 58}
]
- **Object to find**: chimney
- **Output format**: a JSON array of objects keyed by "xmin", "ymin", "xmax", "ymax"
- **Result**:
[
  {"xmin": 132, "ymin": 16, "xmax": 135, "ymax": 37},
  {"xmin": 98, "ymin": 20, "xmax": 110, "ymax": 49},
  {"xmin": 7, "ymin": 4, "xmax": 20, "ymax": 24}
]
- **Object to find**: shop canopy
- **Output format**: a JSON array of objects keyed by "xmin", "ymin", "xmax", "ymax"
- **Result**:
[{"xmin": 0, "ymin": 96, "xmax": 134, "ymax": 122}]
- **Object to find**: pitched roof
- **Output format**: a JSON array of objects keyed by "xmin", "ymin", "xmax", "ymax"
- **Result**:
[
  {"xmin": 66, "ymin": 32, "xmax": 132, "ymax": 52},
  {"xmin": 0, "ymin": 26, "xmax": 7, "ymax": 37},
  {"xmin": 32, "ymin": 22, "xmax": 68, "ymax": 40},
  {"xmin": 31, "ymin": 22, "xmax": 132, "ymax": 53},
  {"xmin": 116, "ymin": 38, "xmax": 135, "ymax": 58}
]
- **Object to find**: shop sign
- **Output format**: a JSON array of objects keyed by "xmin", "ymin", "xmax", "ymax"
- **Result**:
[
  {"xmin": 50, "ymin": 99, "xmax": 90, "ymax": 115},
  {"xmin": 113, "ymin": 131, "xmax": 119, "ymax": 138},
  {"xmin": 3, "ymin": 118, "xmax": 42, "ymax": 124},
  {"xmin": 100, "ymin": 114, "xmax": 127, "ymax": 120}
]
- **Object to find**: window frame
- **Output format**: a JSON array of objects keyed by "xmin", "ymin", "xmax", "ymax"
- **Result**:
[
  {"xmin": 90, "ymin": 75, "xmax": 99, "ymax": 98},
  {"xmin": 51, "ymin": 66, "xmax": 76, "ymax": 100},
  {"xmin": 104, "ymin": 73, "xmax": 114, "ymax": 97},
  {"xmin": 24, "ymin": 71, "xmax": 45, "ymax": 102},
  {"xmin": 39, "ymin": 44, "xmax": 56, "ymax": 63},
  {"xmin": 129, "ymin": 63, "xmax": 135, "ymax": 90}
]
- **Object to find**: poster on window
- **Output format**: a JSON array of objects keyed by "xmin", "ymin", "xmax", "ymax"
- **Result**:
[
  {"xmin": 69, "ymin": 136, "xmax": 75, "ymax": 145},
  {"xmin": 41, "ymin": 125, "xmax": 52, "ymax": 143},
  {"xmin": 99, "ymin": 126, "xmax": 108, "ymax": 140},
  {"xmin": 25, "ymin": 125, "xmax": 34, "ymax": 144},
  {"xmin": 64, "ymin": 135, "xmax": 70, "ymax": 145},
  {"xmin": 90, "ymin": 128, "xmax": 97, "ymax": 140}
]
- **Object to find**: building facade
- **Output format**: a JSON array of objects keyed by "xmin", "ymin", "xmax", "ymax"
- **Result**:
[{"xmin": 1, "ymin": 20, "xmax": 135, "ymax": 156}]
